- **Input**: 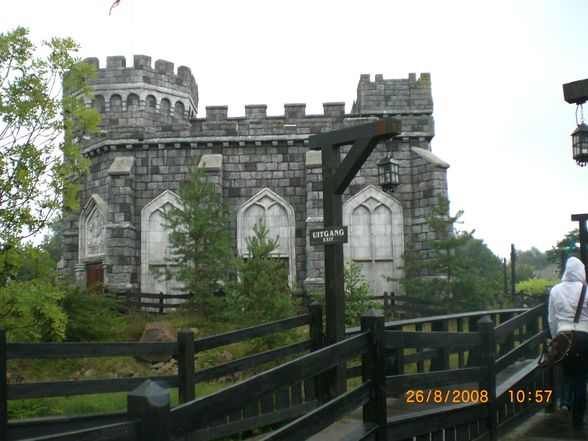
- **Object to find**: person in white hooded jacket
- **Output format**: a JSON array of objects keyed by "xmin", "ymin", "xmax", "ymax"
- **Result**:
[{"xmin": 548, "ymin": 256, "xmax": 588, "ymax": 427}]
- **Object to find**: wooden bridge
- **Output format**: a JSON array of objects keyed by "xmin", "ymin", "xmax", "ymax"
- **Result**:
[{"xmin": 1, "ymin": 302, "xmax": 561, "ymax": 441}]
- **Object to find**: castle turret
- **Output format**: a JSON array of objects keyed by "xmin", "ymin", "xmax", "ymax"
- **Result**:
[{"xmin": 83, "ymin": 55, "xmax": 198, "ymax": 142}]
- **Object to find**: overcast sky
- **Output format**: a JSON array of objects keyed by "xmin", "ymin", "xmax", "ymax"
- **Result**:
[{"xmin": 2, "ymin": 0, "xmax": 588, "ymax": 258}]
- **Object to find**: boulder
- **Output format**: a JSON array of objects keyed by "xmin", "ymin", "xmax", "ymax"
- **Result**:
[{"xmin": 137, "ymin": 322, "xmax": 177, "ymax": 362}]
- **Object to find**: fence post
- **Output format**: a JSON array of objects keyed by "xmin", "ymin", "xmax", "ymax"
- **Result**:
[
  {"xmin": 159, "ymin": 292, "xmax": 164, "ymax": 314},
  {"xmin": 383, "ymin": 292, "xmax": 389, "ymax": 321},
  {"xmin": 309, "ymin": 302, "xmax": 329, "ymax": 404},
  {"xmin": 128, "ymin": 380, "xmax": 171, "ymax": 441},
  {"xmin": 361, "ymin": 309, "xmax": 387, "ymax": 441},
  {"xmin": 466, "ymin": 316, "xmax": 480, "ymax": 368},
  {"xmin": 542, "ymin": 291, "xmax": 557, "ymax": 413},
  {"xmin": 430, "ymin": 320, "xmax": 450, "ymax": 371},
  {"xmin": 1, "ymin": 329, "xmax": 7, "ymax": 441},
  {"xmin": 477, "ymin": 315, "xmax": 497, "ymax": 441},
  {"xmin": 178, "ymin": 329, "xmax": 195, "ymax": 403}
]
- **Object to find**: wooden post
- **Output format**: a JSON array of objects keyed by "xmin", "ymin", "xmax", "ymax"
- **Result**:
[
  {"xmin": 466, "ymin": 317, "xmax": 480, "ymax": 368},
  {"xmin": 477, "ymin": 316, "xmax": 497, "ymax": 441},
  {"xmin": 361, "ymin": 310, "xmax": 387, "ymax": 441},
  {"xmin": 159, "ymin": 292, "xmax": 164, "ymax": 314},
  {"xmin": 542, "ymin": 292, "xmax": 557, "ymax": 413},
  {"xmin": 0, "ymin": 329, "xmax": 7, "ymax": 441},
  {"xmin": 178, "ymin": 329, "xmax": 195, "ymax": 403},
  {"xmin": 128, "ymin": 380, "xmax": 171, "ymax": 441},
  {"xmin": 383, "ymin": 292, "xmax": 389, "ymax": 321},
  {"xmin": 309, "ymin": 302, "xmax": 327, "ymax": 403},
  {"xmin": 498, "ymin": 312, "xmax": 515, "ymax": 356},
  {"xmin": 430, "ymin": 320, "xmax": 450, "ymax": 371}
]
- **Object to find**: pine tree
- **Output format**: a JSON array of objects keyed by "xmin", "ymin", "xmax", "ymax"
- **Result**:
[
  {"xmin": 158, "ymin": 165, "xmax": 232, "ymax": 315},
  {"xmin": 226, "ymin": 221, "xmax": 298, "ymax": 327},
  {"xmin": 401, "ymin": 195, "xmax": 503, "ymax": 311}
]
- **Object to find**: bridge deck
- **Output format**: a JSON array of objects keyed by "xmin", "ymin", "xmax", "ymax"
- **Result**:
[
  {"xmin": 499, "ymin": 410, "xmax": 586, "ymax": 440},
  {"xmin": 304, "ymin": 359, "xmax": 583, "ymax": 441}
]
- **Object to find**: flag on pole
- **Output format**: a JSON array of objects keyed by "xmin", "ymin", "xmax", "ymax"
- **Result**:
[{"xmin": 109, "ymin": 0, "xmax": 121, "ymax": 15}]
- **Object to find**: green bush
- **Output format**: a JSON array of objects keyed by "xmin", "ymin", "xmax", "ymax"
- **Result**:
[
  {"xmin": 344, "ymin": 260, "xmax": 377, "ymax": 326},
  {"xmin": 309, "ymin": 260, "xmax": 377, "ymax": 327},
  {"xmin": 61, "ymin": 286, "xmax": 126, "ymax": 342},
  {"xmin": 515, "ymin": 278, "xmax": 558, "ymax": 297}
]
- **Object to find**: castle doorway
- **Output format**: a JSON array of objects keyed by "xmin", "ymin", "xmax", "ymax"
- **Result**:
[{"xmin": 85, "ymin": 262, "xmax": 104, "ymax": 290}]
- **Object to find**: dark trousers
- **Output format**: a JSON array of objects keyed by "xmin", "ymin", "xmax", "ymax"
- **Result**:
[{"xmin": 561, "ymin": 331, "xmax": 588, "ymax": 426}]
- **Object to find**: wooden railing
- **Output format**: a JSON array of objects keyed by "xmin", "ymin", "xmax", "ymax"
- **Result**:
[
  {"xmin": 116, "ymin": 291, "xmax": 191, "ymax": 313},
  {"xmin": 2, "ymin": 303, "xmax": 553, "ymax": 441},
  {"xmin": 1, "ymin": 304, "xmax": 323, "ymax": 441}
]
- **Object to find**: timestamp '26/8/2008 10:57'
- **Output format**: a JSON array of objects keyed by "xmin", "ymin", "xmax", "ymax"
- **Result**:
[{"xmin": 404, "ymin": 389, "xmax": 553, "ymax": 404}]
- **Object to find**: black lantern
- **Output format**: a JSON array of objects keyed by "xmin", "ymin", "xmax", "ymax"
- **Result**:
[
  {"xmin": 572, "ymin": 123, "xmax": 588, "ymax": 166},
  {"xmin": 377, "ymin": 156, "xmax": 400, "ymax": 191}
]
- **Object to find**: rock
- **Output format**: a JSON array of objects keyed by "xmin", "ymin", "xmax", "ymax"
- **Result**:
[
  {"xmin": 151, "ymin": 361, "xmax": 165, "ymax": 370},
  {"xmin": 137, "ymin": 322, "xmax": 177, "ymax": 362},
  {"xmin": 118, "ymin": 369, "xmax": 135, "ymax": 378}
]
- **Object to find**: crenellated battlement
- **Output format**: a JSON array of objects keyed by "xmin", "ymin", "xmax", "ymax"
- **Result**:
[
  {"xmin": 352, "ymin": 73, "xmax": 433, "ymax": 115},
  {"xmin": 79, "ymin": 57, "xmax": 434, "ymax": 149},
  {"xmin": 84, "ymin": 55, "xmax": 199, "ymax": 123}
]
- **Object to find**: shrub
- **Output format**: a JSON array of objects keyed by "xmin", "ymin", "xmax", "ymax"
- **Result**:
[{"xmin": 61, "ymin": 286, "xmax": 126, "ymax": 342}]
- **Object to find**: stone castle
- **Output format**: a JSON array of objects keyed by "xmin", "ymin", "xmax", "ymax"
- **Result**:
[{"xmin": 62, "ymin": 55, "xmax": 450, "ymax": 300}]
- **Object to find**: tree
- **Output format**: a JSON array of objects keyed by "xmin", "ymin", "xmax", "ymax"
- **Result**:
[
  {"xmin": 0, "ymin": 27, "xmax": 99, "ymax": 283},
  {"xmin": 546, "ymin": 229, "xmax": 580, "ymax": 276},
  {"xmin": 225, "ymin": 222, "xmax": 298, "ymax": 328},
  {"xmin": 344, "ymin": 260, "xmax": 376, "ymax": 327},
  {"xmin": 158, "ymin": 165, "xmax": 233, "ymax": 314},
  {"xmin": 401, "ymin": 196, "xmax": 503, "ymax": 311},
  {"xmin": 0, "ymin": 244, "xmax": 67, "ymax": 341}
]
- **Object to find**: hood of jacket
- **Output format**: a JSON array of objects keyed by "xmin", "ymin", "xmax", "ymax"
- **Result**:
[{"xmin": 562, "ymin": 256, "xmax": 587, "ymax": 284}]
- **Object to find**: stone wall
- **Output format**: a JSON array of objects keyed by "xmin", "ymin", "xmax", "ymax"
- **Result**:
[{"xmin": 63, "ymin": 58, "xmax": 449, "ymax": 297}]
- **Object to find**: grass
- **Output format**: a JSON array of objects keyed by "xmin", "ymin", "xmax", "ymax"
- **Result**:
[{"xmin": 6, "ymin": 307, "xmax": 307, "ymax": 420}]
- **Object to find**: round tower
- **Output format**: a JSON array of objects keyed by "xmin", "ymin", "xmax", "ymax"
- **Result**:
[{"xmin": 83, "ymin": 55, "xmax": 198, "ymax": 141}]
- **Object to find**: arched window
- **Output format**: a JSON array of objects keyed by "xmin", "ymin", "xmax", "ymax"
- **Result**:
[
  {"xmin": 174, "ymin": 101, "xmax": 185, "ymax": 119},
  {"xmin": 160, "ymin": 98, "xmax": 171, "ymax": 118},
  {"xmin": 141, "ymin": 190, "xmax": 184, "ymax": 308},
  {"xmin": 110, "ymin": 94, "xmax": 123, "ymax": 112},
  {"xmin": 237, "ymin": 189, "xmax": 296, "ymax": 286},
  {"xmin": 92, "ymin": 95, "xmax": 105, "ymax": 112},
  {"xmin": 146, "ymin": 95, "xmax": 156, "ymax": 112},
  {"xmin": 343, "ymin": 185, "xmax": 404, "ymax": 295},
  {"xmin": 127, "ymin": 93, "xmax": 140, "ymax": 112}
]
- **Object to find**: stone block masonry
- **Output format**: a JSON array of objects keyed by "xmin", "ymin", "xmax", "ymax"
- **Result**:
[{"xmin": 63, "ymin": 57, "xmax": 450, "ymax": 299}]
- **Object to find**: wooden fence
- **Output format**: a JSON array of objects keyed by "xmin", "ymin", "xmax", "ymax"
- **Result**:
[
  {"xmin": 2, "ymin": 302, "xmax": 553, "ymax": 441},
  {"xmin": 1, "ymin": 304, "xmax": 323, "ymax": 441},
  {"xmin": 116, "ymin": 291, "xmax": 191, "ymax": 314},
  {"xmin": 375, "ymin": 292, "xmax": 449, "ymax": 320}
]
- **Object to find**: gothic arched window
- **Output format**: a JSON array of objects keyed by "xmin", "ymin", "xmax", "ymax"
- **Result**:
[
  {"xmin": 237, "ymin": 189, "xmax": 296, "ymax": 286},
  {"xmin": 343, "ymin": 185, "xmax": 404, "ymax": 296},
  {"xmin": 141, "ymin": 190, "xmax": 184, "ymax": 308}
]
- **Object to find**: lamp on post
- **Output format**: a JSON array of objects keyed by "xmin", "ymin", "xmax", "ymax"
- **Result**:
[
  {"xmin": 377, "ymin": 156, "xmax": 400, "ymax": 191},
  {"xmin": 572, "ymin": 122, "xmax": 588, "ymax": 166},
  {"xmin": 563, "ymin": 78, "xmax": 588, "ymax": 166}
]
